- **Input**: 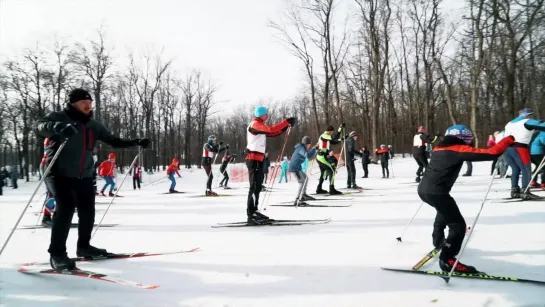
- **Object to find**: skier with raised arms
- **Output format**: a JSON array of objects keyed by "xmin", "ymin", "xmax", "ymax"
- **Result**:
[
  {"xmin": 34, "ymin": 88, "xmax": 149, "ymax": 271},
  {"xmin": 316, "ymin": 124, "xmax": 345, "ymax": 195},
  {"xmin": 219, "ymin": 151, "xmax": 236, "ymax": 189},
  {"xmin": 504, "ymin": 108, "xmax": 545, "ymax": 199},
  {"xmin": 418, "ymin": 124, "xmax": 514, "ymax": 273},
  {"xmin": 245, "ymin": 106, "xmax": 295, "ymax": 224},
  {"xmin": 202, "ymin": 134, "xmax": 227, "ymax": 196},
  {"xmin": 412, "ymin": 126, "xmax": 440, "ymax": 182}
]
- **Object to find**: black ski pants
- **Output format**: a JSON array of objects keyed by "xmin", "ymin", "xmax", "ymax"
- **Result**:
[
  {"xmin": 418, "ymin": 192, "xmax": 466, "ymax": 261},
  {"xmin": 464, "ymin": 161, "xmax": 473, "ymax": 176},
  {"xmin": 246, "ymin": 160, "xmax": 264, "ymax": 217},
  {"xmin": 203, "ymin": 165, "xmax": 213, "ymax": 190},
  {"xmin": 133, "ymin": 177, "xmax": 141, "ymax": 189},
  {"xmin": 414, "ymin": 153, "xmax": 428, "ymax": 177},
  {"xmin": 46, "ymin": 176, "xmax": 96, "ymax": 256},
  {"xmin": 530, "ymin": 154, "xmax": 545, "ymax": 184},
  {"xmin": 361, "ymin": 162, "xmax": 368, "ymax": 177},
  {"xmin": 346, "ymin": 159, "xmax": 356, "ymax": 186},
  {"xmin": 381, "ymin": 161, "xmax": 389, "ymax": 178},
  {"xmin": 219, "ymin": 167, "xmax": 229, "ymax": 186}
]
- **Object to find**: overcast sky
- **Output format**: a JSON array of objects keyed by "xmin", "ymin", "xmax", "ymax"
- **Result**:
[{"xmin": 0, "ymin": 0, "xmax": 465, "ymax": 110}]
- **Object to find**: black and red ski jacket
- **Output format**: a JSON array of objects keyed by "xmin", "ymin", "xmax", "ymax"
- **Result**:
[{"xmin": 418, "ymin": 135, "xmax": 514, "ymax": 195}]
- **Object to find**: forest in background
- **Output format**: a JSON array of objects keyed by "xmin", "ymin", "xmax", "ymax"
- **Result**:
[{"xmin": 1, "ymin": 0, "xmax": 544, "ymax": 181}]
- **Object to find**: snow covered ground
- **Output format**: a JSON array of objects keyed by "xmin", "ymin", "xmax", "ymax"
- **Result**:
[{"xmin": 0, "ymin": 157, "xmax": 544, "ymax": 307}]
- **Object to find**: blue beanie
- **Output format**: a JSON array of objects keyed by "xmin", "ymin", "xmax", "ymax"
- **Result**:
[
  {"xmin": 254, "ymin": 106, "xmax": 268, "ymax": 117},
  {"xmin": 445, "ymin": 124, "xmax": 473, "ymax": 144}
]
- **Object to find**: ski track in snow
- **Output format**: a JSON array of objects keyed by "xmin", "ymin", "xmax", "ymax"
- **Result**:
[{"xmin": 0, "ymin": 158, "xmax": 544, "ymax": 307}]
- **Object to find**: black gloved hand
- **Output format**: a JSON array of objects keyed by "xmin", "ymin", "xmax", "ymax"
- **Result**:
[
  {"xmin": 315, "ymin": 145, "xmax": 319, "ymax": 150},
  {"xmin": 225, "ymin": 145, "xmax": 229, "ymax": 149},
  {"xmin": 55, "ymin": 123, "xmax": 79, "ymax": 138},
  {"xmin": 136, "ymin": 138, "xmax": 150, "ymax": 149},
  {"xmin": 340, "ymin": 122, "xmax": 346, "ymax": 128},
  {"xmin": 219, "ymin": 141, "xmax": 224, "ymax": 146},
  {"xmin": 286, "ymin": 117, "xmax": 297, "ymax": 126},
  {"xmin": 435, "ymin": 131, "xmax": 441, "ymax": 137}
]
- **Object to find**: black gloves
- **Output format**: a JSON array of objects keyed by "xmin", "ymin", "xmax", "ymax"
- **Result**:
[
  {"xmin": 54, "ymin": 123, "xmax": 79, "ymax": 138},
  {"xmin": 286, "ymin": 117, "xmax": 297, "ymax": 126},
  {"xmin": 340, "ymin": 122, "xmax": 346, "ymax": 128},
  {"xmin": 219, "ymin": 141, "xmax": 224, "ymax": 146},
  {"xmin": 225, "ymin": 145, "xmax": 229, "ymax": 149},
  {"xmin": 136, "ymin": 138, "xmax": 150, "ymax": 149}
]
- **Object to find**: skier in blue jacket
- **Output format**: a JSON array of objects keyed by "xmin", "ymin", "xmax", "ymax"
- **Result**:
[
  {"xmin": 288, "ymin": 136, "xmax": 317, "ymax": 206},
  {"xmin": 529, "ymin": 131, "xmax": 545, "ymax": 187}
]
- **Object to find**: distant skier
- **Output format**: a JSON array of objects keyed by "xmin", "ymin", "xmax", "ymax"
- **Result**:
[
  {"xmin": 219, "ymin": 152, "xmax": 236, "ymax": 188},
  {"xmin": 529, "ymin": 131, "xmax": 545, "ymax": 188},
  {"xmin": 504, "ymin": 108, "xmax": 545, "ymax": 199},
  {"xmin": 98, "ymin": 153, "xmax": 117, "ymax": 196},
  {"xmin": 289, "ymin": 136, "xmax": 317, "ymax": 206},
  {"xmin": 418, "ymin": 124, "xmax": 514, "ymax": 273},
  {"xmin": 92, "ymin": 148, "xmax": 99, "ymax": 195},
  {"xmin": 244, "ymin": 106, "xmax": 294, "ymax": 224},
  {"xmin": 388, "ymin": 145, "xmax": 394, "ymax": 158},
  {"xmin": 345, "ymin": 131, "xmax": 363, "ymax": 189},
  {"xmin": 413, "ymin": 126, "xmax": 439, "ymax": 182},
  {"xmin": 166, "ymin": 158, "xmax": 182, "ymax": 193},
  {"xmin": 376, "ymin": 144, "xmax": 390, "ymax": 178},
  {"xmin": 263, "ymin": 153, "xmax": 270, "ymax": 184},
  {"xmin": 131, "ymin": 163, "xmax": 142, "ymax": 190},
  {"xmin": 279, "ymin": 156, "xmax": 289, "ymax": 183},
  {"xmin": 494, "ymin": 130, "xmax": 508, "ymax": 177},
  {"xmin": 316, "ymin": 124, "xmax": 344, "ymax": 195},
  {"xmin": 34, "ymin": 88, "xmax": 149, "ymax": 271},
  {"xmin": 202, "ymin": 134, "xmax": 227, "ymax": 196},
  {"xmin": 360, "ymin": 146, "xmax": 370, "ymax": 178},
  {"xmin": 40, "ymin": 138, "xmax": 55, "ymax": 225}
]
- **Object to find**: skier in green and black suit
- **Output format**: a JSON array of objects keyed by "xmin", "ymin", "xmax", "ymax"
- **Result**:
[{"xmin": 316, "ymin": 123, "xmax": 345, "ymax": 195}]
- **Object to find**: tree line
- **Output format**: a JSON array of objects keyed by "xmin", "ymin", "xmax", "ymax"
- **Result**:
[{"xmin": 1, "ymin": 0, "xmax": 544, "ymax": 182}]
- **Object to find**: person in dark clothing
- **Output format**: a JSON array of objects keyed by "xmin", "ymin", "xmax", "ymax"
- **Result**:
[
  {"xmin": 360, "ymin": 147, "xmax": 370, "ymax": 178},
  {"xmin": 245, "ymin": 106, "xmax": 293, "ymax": 224},
  {"xmin": 263, "ymin": 153, "xmax": 270, "ymax": 184},
  {"xmin": 10, "ymin": 166, "xmax": 18, "ymax": 189},
  {"xmin": 345, "ymin": 131, "xmax": 363, "ymax": 189},
  {"xmin": 34, "ymin": 88, "xmax": 150, "ymax": 272},
  {"xmin": 131, "ymin": 163, "xmax": 142, "ymax": 190},
  {"xmin": 202, "ymin": 134, "xmax": 227, "ymax": 196},
  {"xmin": 418, "ymin": 124, "xmax": 513, "ymax": 274},
  {"xmin": 412, "ymin": 126, "xmax": 440, "ymax": 182},
  {"xmin": 376, "ymin": 144, "xmax": 390, "ymax": 178},
  {"xmin": 0, "ymin": 169, "xmax": 4, "ymax": 195},
  {"xmin": 219, "ymin": 152, "xmax": 236, "ymax": 188}
]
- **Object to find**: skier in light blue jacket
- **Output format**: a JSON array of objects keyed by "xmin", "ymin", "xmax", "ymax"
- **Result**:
[
  {"xmin": 529, "ymin": 131, "xmax": 545, "ymax": 187},
  {"xmin": 288, "ymin": 136, "xmax": 317, "ymax": 206}
]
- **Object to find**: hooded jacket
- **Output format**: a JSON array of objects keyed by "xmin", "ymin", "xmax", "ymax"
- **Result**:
[{"xmin": 288, "ymin": 143, "xmax": 316, "ymax": 172}]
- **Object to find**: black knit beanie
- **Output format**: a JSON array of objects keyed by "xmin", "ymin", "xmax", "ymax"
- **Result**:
[{"xmin": 69, "ymin": 88, "xmax": 93, "ymax": 104}]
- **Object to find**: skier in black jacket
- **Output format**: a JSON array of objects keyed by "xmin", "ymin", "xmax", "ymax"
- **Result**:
[
  {"xmin": 360, "ymin": 147, "xmax": 370, "ymax": 178},
  {"xmin": 418, "ymin": 124, "xmax": 514, "ymax": 274},
  {"xmin": 345, "ymin": 131, "xmax": 363, "ymax": 189},
  {"xmin": 219, "ymin": 152, "xmax": 236, "ymax": 188},
  {"xmin": 34, "ymin": 88, "xmax": 150, "ymax": 271},
  {"xmin": 201, "ymin": 134, "xmax": 227, "ymax": 196},
  {"xmin": 412, "ymin": 126, "xmax": 440, "ymax": 182}
]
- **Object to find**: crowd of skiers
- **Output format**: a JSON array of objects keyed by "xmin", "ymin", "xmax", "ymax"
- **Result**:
[{"xmin": 17, "ymin": 85, "xmax": 545, "ymax": 276}]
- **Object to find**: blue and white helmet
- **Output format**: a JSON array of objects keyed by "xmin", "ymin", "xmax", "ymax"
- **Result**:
[{"xmin": 445, "ymin": 124, "xmax": 473, "ymax": 144}]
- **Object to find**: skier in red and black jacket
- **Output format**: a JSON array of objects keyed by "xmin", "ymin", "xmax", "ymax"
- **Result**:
[
  {"xmin": 245, "ymin": 106, "xmax": 295, "ymax": 224},
  {"xmin": 418, "ymin": 124, "xmax": 514, "ymax": 274}
]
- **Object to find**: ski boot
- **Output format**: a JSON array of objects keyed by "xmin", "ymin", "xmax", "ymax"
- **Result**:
[
  {"xmin": 347, "ymin": 184, "xmax": 352, "ymax": 189},
  {"xmin": 300, "ymin": 194, "xmax": 316, "ymax": 201},
  {"xmin": 41, "ymin": 214, "xmax": 53, "ymax": 226},
  {"xmin": 108, "ymin": 192, "xmax": 115, "ymax": 197},
  {"xmin": 76, "ymin": 245, "xmax": 109, "ymax": 258},
  {"xmin": 294, "ymin": 199, "xmax": 309, "ymax": 207},
  {"xmin": 316, "ymin": 187, "xmax": 328, "ymax": 194},
  {"xmin": 329, "ymin": 185, "xmax": 342, "ymax": 195},
  {"xmin": 50, "ymin": 253, "xmax": 76, "ymax": 271},
  {"xmin": 205, "ymin": 190, "xmax": 218, "ymax": 196},
  {"xmin": 247, "ymin": 211, "xmax": 271, "ymax": 225},
  {"xmin": 522, "ymin": 190, "xmax": 541, "ymax": 200},
  {"xmin": 510, "ymin": 187, "xmax": 521, "ymax": 199},
  {"xmin": 530, "ymin": 180, "xmax": 539, "ymax": 188},
  {"xmin": 169, "ymin": 189, "xmax": 179, "ymax": 193},
  {"xmin": 100, "ymin": 190, "xmax": 106, "ymax": 196},
  {"xmin": 439, "ymin": 257, "xmax": 479, "ymax": 274},
  {"xmin": 351, "ymin": 184, "xmax": 362, "ymax": 190}
]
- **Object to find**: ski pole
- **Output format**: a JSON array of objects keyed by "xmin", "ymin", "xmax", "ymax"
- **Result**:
[
  {"xmin": 444, "ymin": 172, "xmax": 496, "ymax": 284},
  {"xmin": 0, "ymin": 140, "xmax": 68, "ymax": 257},
  {"xmin": 522, "ymin": 154, "xmax": 545, "ymax": 194},
  {"xmin": 262, "ymin": 126, "xmax": 291, "ymax": 211},
  {"xmin": 92, "ymin": 148, "xmax": 143, "ymax": 239},
  {"xmin": 396, "ymin": 201, "xmax": 425, "ymax": 242}
]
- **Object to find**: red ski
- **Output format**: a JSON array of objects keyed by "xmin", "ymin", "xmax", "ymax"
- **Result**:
[
  {"xmin": 20, "ymin": 247, "xmax": 200, "ymax": 267},
  {"xmin": 18, "ymin": 266, "xmax": 158, "ymax": 289}
]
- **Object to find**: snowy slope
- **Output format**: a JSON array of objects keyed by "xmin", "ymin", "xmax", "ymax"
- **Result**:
[{"xmin": 0, "ymin": 158, "xmax": 544, "ymax": 307}]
